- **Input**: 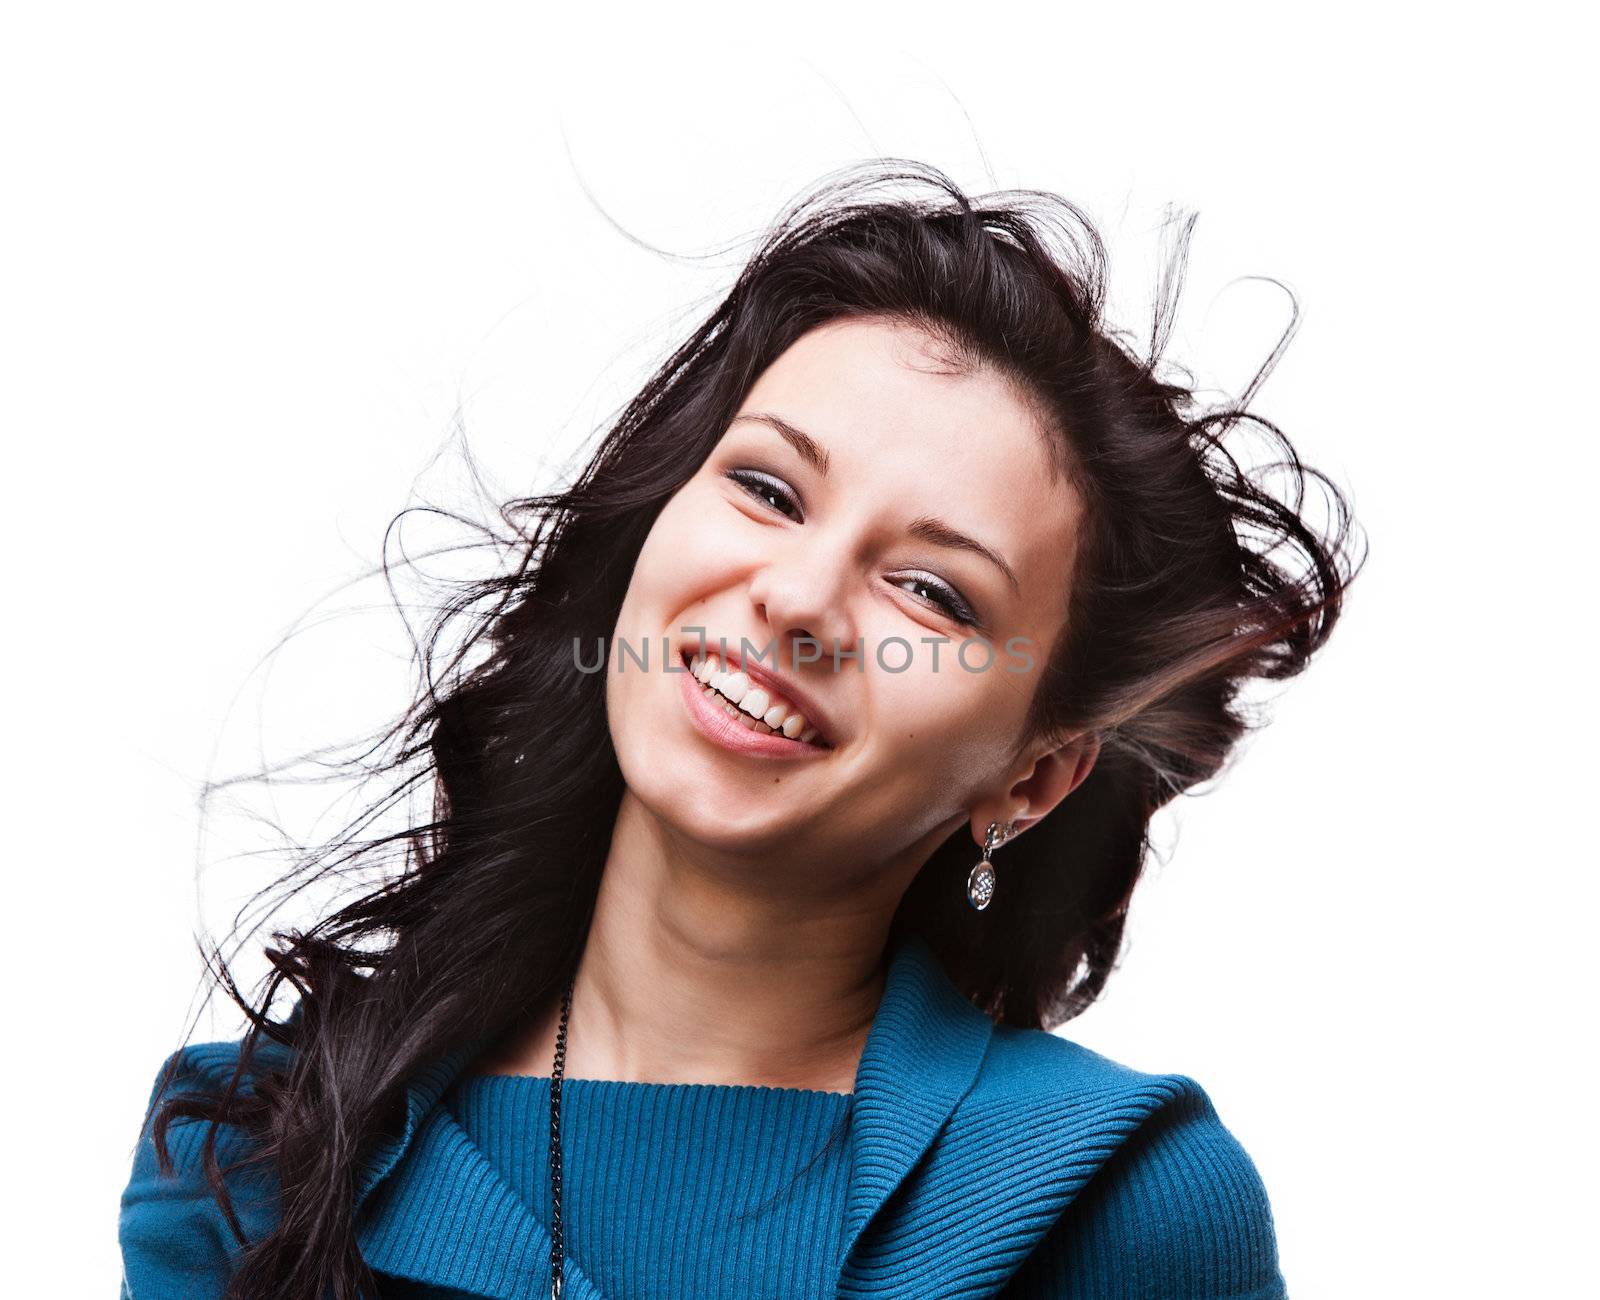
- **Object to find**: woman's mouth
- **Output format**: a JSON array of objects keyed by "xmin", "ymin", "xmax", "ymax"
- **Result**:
[{"xmin": 676, "ymin": 649, "xmax": 834, "ymax": 758}]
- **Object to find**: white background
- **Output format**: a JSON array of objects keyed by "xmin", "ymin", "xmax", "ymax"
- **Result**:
[{"xmin": 3, "ymin": 4, "xmax": 1591, "ymax": 1297}]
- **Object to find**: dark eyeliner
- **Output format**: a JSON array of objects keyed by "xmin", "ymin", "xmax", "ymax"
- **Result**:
[
  {"xmin": 724, "ymin": 467, "xmax": 801, "ymax": 519},
  {"xmin": 894, "ymin": 572, "xmax": 981, "ymax": 630}
]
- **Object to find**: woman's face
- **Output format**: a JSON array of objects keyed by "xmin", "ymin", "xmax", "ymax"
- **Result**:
[{"xmin": 607, "ymin": 315, "xmax": 1093, "ymax": 894}]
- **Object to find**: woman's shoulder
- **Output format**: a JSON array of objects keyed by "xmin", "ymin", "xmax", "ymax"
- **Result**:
[
  {"xmin": 973, "ymin": 1021, "xmax": 1273, "ymax": 1146},
  {"xmin": 124, "ymin": 1025, "xmax": 295, "ymax": 1164},
  {"xmin": 121, "ymin": 1033, "xmax": 265, "ymax": 1167},
  {"xmin": 969, "ymin": 1025, "xmax": 1290, "ymax": 1299},
  {"xmin": 117, "ymin": 1030, "xmax": 291, "ymax": 1300}
]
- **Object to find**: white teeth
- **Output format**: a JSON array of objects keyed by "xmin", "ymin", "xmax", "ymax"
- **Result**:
[{"xmin": 685, "ymin": 650, "xmax": 823, "ymax": 746}]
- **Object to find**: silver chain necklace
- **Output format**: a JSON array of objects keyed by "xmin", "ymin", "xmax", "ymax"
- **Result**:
[{"xmin": 548, "ymin": 969, "xmax": 576, "ymax": 1299}]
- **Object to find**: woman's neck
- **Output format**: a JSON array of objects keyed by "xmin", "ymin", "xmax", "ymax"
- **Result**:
[{"xmin": 474, "ymin": 794, "xmax": 895, "ymax": 1092}]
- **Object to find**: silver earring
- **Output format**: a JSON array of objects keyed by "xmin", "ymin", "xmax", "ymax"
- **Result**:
[{"xmin": 966, "ymin": 820, "xmax": 1015, "ymax": 911}]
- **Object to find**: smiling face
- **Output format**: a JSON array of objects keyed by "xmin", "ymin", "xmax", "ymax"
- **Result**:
[{"xmin": 606, "ymin": 315, "xmax": 1093, "ymax": 892}]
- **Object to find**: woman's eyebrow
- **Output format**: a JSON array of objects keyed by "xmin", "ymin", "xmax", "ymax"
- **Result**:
[
  {"xmin": 729, "ymin": 410, "xmax": 1021, "ymax": 596},
  {"xmin": 906, "ymin": 515, "xmax": 1021, "ymax": 595},
  {"xmin": 731, "ymin": 411, "xmax": 831, "ymax": 476}
]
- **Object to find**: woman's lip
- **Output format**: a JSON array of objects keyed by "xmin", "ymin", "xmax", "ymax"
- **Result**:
[
  {"xmin": 676, "ymin": 651, "xmax": 833, "ymax": 760},
  {"xmin": 678, "ymin": 643, "xmax": 840, "ymax": 746}
]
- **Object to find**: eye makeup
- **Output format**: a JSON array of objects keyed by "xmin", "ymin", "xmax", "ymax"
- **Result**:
[{"xmin": 721, "ymin": 466, "xmax": 985, "ymax": 630}]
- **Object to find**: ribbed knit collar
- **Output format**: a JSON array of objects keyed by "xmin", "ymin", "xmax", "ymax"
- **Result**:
[
  {"xmin": 349, "ymin": 930, "xmax": 988, "ymax": 1297},
  {"xmin": 348, "ymin": 931, "xmax": 1198, "ymax": 1298}
]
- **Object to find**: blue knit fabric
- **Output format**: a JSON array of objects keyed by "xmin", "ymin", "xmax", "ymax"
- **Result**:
[
  {"xmin": 449, "ymin": 1074, "xmax": 854, "ymax": 1297},
  {"xmin": 118, "ymin": 932, "xmax": 1290, "ymax": 1298}
]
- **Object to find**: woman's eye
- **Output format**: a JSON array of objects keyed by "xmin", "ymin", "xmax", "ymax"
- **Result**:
[
  {"xmin": 725, "ymin": 468, "xmax": 801, "ymax": 520},
  {"xmin": 892, "ymin": 573, "xmax": 980, "ymax": 628},
  {"xmin": 723, "ymin": 468, "xmax": 979, "ymax": 628}
]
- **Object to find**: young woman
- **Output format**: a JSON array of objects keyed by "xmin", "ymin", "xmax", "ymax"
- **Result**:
[{"xmin": 119, "ymin": 160, "xmax": 1361, "ymax": 1300}]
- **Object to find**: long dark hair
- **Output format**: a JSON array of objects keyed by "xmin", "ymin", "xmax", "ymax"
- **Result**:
[{"xmin": 144, "ymin": 158, "xmax": 1364, "ymax": 1299}]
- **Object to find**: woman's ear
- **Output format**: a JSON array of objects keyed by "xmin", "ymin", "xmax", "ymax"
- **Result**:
[{"xmin": 973, "ymin": 731, "xmax": 1101, "ymax": 842}]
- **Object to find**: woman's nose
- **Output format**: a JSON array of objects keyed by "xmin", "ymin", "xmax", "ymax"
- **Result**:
[{"xmin": 746, "ymin": 554, "xmax": 858, "ymax": 670}]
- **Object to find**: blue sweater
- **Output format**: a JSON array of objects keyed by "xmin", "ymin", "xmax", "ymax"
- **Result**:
[
  {"xmin": 451, "ymin": 1073, "xmax": 855, "ymax": 1295},
  {"xmin": 119, "ymin": 933, "xmax": 1290, "ymax": 1298}
]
